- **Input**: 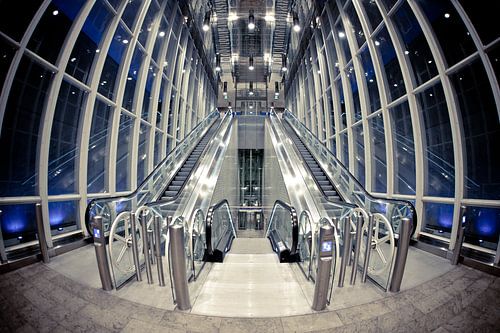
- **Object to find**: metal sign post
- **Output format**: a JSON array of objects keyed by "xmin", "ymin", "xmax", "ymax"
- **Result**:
[
  {"xmin": 169, "ymin": 224, "xmax": 191, "ymax": 310},
  {"xmin": 338, "ymin": 216, "xmax": 352, "ymax": 288},
  {"xmin": 154, "ymin": 216, "xmax": 166, "ymax": 287},
  {"xmin": 350, "ymin": 212, "xmax": 364, "ymax": 285},
  {"xmin": 91, "ymin": 216, "xmax": 113, "ymax": 291},
  {"xmin": 312, "ymin": 224, "xmax": 335, "ymax": 311},
  {"xmin": 389, "ymin": 217, "xmax": 413, "ymax": 292},
  {"xmin": 141, "ymin": 211, "xmax": 153, "ymax": 284},
  {"xmin": 130, "ymin": 212, "xmax": 142, "ymax": 282}
]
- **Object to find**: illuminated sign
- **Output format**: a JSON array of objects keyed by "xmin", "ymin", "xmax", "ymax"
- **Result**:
[{"xmin": 321, "ymin": 240, "xmax": 333, "ymax": 253}]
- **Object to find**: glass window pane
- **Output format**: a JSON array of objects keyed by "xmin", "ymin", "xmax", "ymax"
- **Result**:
[
  {"xmin": 0, "ymin": 57, "xmax": 53, "ymax": 196},
  {"xmin": 393, "ymin": 2, "xmax": 438, "ymax": 85},
  {"xmin": 488, "ymin": 43, "xmax": 500, "ymax": 86},
  {"xmin": 335, "ymin": 20, "xmax": 352, "ymax": 63},
  {"xmin": 451, "ymin": 60, "xmax": 500, "ymax": 200},
  {"xmin": 369, "ymin": 114, "xmax": 387, "ymax": 192},
  {"xmin": 330, "ymin": 137, "xmax": 337, "ymax": 157},
  {"xmin": 48, "ymin": 200, "xmax": 79, "ymax": 236},
  {"xmin": 422, "ymin": 202, "xmax": 453, "ymax": 237},
  {"xmin": 464, "ymin": 206, "xmax": 500, "ymax": 251},
  {"xmin": 353, "ymin": 124, "xmax": 365, "ymax": 187},
  {"xmin": 142, "ymin": 64, "xmax": 158, "ymax": 121},
  {"xmin": 325, "ymin": 35, "xmax": 340, "ymax": 78},
  {"xmin": 156, "ymin": 77, "xmax": 167, "ymax": 128},
  {"xmin": 417, "ymin": 82, "xmax": 455, "ymax": 197},
  {"xmin": 66, "ymin": 0, "xmax": 113, "ymax": 83},
  {"xmin": 345, "ymin": 2, "xmax": 365, "ymax": 49},
  {"xmin": 154, "ymin": 131, "xmax": 162, "ymax": 167},
  {"xmin": 0, "ymin": 203, "xmax": 37, "ymax": 248},
  {"xmin": 360, "ymin": 47, "xmax": 381, "ymax": 113},
  {"xmin": 346, "ymin": 65, "xmax": 362, "ymax": 122},
  {"xmin": 98, "ymin": 23, "xmax": 131, "ymax": 100},
  {"xmin": 138, "ymin": 1, "xmax": 159, "ymax": 47},
  {"xmin": 0, "ymin": 39, "xmax": 17, "ymax": 92},
  {"xmin": 416, "ymin": 0, "xmax": 476, "ymax": 67},
  {"xmin": 0, "ymin": 1, "xmax": 43, "ymax": 41},
  {"xmin": 390, "ymin": 101, "xmax": 416, "ymax": 195},
  {"xmin": 48, "ymin": 82, "xmax": 87, "ymax": 195},
  {"xmin": 374, "ymin": 27, "xmax": 406, "ymax": 101},
  {"xmin": 28, "ymin": 1, "xmax": 85, "ymax": 64},
  {"xmin": 152, "ymin": 17, "xmax": 169, "ymax": 62},
  {"xmin": 122, "ymin": 47, "xmax": 144, "ymax": 112},
  {"xmin": 116, "ymin": 114, "xmax": 134, "ymax": 192},
  {"xmin": 122, "ymin": 0, "xmax": 142, "ymax": 29},
  {"xmin": 340, "ymin": 131, "xmax": 349, "ymax": 168},
  {"xmin": 359, "ymin": 0, "xmax": 383, "ymax": 31},
  {"xmin": 458, "ymin": 0, "xmax": 499, "ymax": 45},
  {"xmin": 88, "ymin": 100, "xmax": 112, "ymax": 193},
  {"xmin": 380, "ymin": 0, "xmax": 398, "ymax": 12},
  {"xmin": 137, "ymin": 123, "xmax": 150, "ymax": 185}
]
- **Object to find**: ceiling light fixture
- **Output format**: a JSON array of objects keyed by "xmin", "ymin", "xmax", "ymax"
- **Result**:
[
  {"xmin": 248, "ymin": 11, "xmax": 255, "ymax": 30},
  {"xmin": 293, "ymin": 12, "xmax": 300, "ymax": 32},
  {"xmin": 202, "ymin": 11, "xmax": 210, "ymax": 32},
  {"xmin": 249, "ymin": 56, "xmax": 254, "ymax": 70}
]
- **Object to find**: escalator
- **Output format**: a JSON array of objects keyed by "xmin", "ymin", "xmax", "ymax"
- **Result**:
[
  {"xmin": 283, "ymin": 122, "xmax": 343, "ymax": 202},
  {"xmin": 160, "ymin": 119, "xmax": 220, "ymax": 204}
]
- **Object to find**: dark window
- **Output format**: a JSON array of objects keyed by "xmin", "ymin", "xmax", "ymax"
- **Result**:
[
  {"xmin": 359, "ymin": 0, "xmax": 383, "ymax": 31},
  {"xmin": 360, "ymin": 47, "xmax": 381, "ymax": 113},
  {"xmin": 0, "ymin": 38, "xmax": 17, "ymax": 92},
  {"xmin": 0, "ymin": 1, "xmax": 43, "ymax": 41},
  {"xmin": 88, "ymin": 100, "xmax": 112, "ymax": 193},
  {"xmin": 458, "ymin": 0, "xmax": 500, "ymax": 46},
  {"xmin": 369, "ymin": 115, "xmax": 387, "ymax": 192}
]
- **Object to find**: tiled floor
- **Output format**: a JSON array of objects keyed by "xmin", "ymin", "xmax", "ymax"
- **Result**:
[{"xmin": 0, "ymin": 260, "xmax": 499, "ymax": 332}]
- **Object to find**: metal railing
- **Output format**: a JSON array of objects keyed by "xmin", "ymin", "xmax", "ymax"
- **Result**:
[
  {"xmin": 282, "ymin": 110, "xmax": 417, "ymax": 238},
  {"xmin": 84, "ymin": 111, "xmax": 220, "ymax": 236}
]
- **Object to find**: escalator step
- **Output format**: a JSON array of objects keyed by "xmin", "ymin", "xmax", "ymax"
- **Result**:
[
  {"xmin": 323, "ymin": 190, "xmax": 338, "ymax": 196},
  {"xmin": 315, "ymin": 175, "xmax": 327, "ymax": 181},
  {"xmin": 321, "ymin": 185, "xmax": 334, "ymax": 191},
  {"xmin": 163, "ymin": 191, "xmax": 178, "ymax": 197},
  {"xmin": 171, "ymin": 180, "xmax": 184, "ymax": 186},
  {"xmin": 167, "ymin": 185, "xmax": 181, "ymax": 191},
  {"xmin": 318, "ymin": 180, "xmax": 330, "ymax": 186}
]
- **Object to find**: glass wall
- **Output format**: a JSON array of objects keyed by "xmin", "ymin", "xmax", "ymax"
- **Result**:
[
  {"xmin": 285, "ymin": 0, "xmax": 500, "ymax": 260},
  {"xmin": 0, "ymin": 0, "xmax": 217, "ymax": 252}
]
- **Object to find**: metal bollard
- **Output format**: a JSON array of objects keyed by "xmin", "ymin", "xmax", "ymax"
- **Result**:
[
  {"xmin": 338, "ymin": 216, "xmax": 352, "ymax": 288},
  {"xmin": 90, "ymin": 216, "xmax": 113, "ymax": 290},
  {"xmin": 149, "ymin": 228, "xmax": 156, "ymax": 265},
  {"xmin": 169, "ymin": 224, "xmax": 191, "ymax": 310},
  {"xmin": 35, "ymin": 203, "xmax": 50, "ymax": 263},
  {"xmin": 141, "ymin": 211, "xmax": 154, "ymax": 284},
  {"xmin": 154, "ymin": 216, "xmax": 166, "ymax": 287},
  {"xmin": 451, "ymin": 206, "xmax": 467, "ymax": 265},
  {"xmin": 350, "ymin": 212, "xmax": 364, "ymax": 285},
  {"xmin": 0, "ymin": 210, "xmax": 8, "ymax": 263},
  {"xmin": 361, "ymin": 214, "xmax": 374, "ymax": 283},
  {"xmin": 389, "ymin": 218, "xmax": 413, "ymax": 292},
  {"xmin": 312, "ymin": 224, "xmax": 335, "ymax": 311},
  {"xmin": 130, "ymin": 213, "xmax": 142, "ymax": 282}
]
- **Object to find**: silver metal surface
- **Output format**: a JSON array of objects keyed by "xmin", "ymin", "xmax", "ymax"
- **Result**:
[
  {"xmin": 154, "ymin": 216, "xmax": 166, "ymax": 287},
  {"xmin": 91, "ymin": 216, "xmax": 113, "ymax": 291},
  {"xmin": 350, "ymin": 212, "xmax": 364, "ymax": 285},
  {"xmin": 35, "ymin": 203, "xmax": 50, "ymax": 263},
  {"xmin": 389, "ymin": 218, "xmax": 413, "ymax": 292},
  {"xmin": 338, "ymin": 217, "xmax": 352, "ymax": 288},
  {"xmin": 130, "ymin": 213, "xmax": 142, "ymax": 282},
  {"xmin": 0, "ymin": 210, "xmax": 7, "ymax": 263},
  {"xmin": 141, "ymin": 211, "xmax": 153, "ymax": 284},
  {"xmin": 312, "ymin": 224, "xmax": 335, "ymax": 311},
  {"xmin": 362, "ymin": 214, "xmax": 374, "ymax": 283},
  {"xmin": 451, "ymin": 206, "xmax": 467, "ymax": 266},
  {"xmin": 169, "ymin": 224, "xmax": 191, "ymax": 310}
]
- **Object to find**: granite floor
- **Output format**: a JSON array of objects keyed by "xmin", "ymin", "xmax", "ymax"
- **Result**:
[{"xmin": 0, "ymin": 260, "xmax": 499, "ymax": 332}]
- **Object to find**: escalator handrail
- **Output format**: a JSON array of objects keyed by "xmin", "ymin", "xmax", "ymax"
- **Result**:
[
  {"xmin": 205, "ymin": 199, "xmax": 235, "ymax": 255},
  {"xmin": 280, "ymin": 111, "xmax": 417, "ymax": 229},
  {"xmin": 84, "ymin": 110, "xmax": 222, "ymax": 230},
  {"xmin": 268, "ymin": 200, "xmax": 299, "ymax": 255}
]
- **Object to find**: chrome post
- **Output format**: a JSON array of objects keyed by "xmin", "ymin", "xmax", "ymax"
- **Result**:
[
  {"xmin": 451, "ymin": 206, "xmax": 467, "ymax": 265},
  {"xmin": 361, "ymin": 214, "xmax": 374, "ymax": 283},
  {"xmin": 312, "ymin": 224, "xmax": 335, "ymax": 311},
  {"xmin": 338, "ymin": 216, "xmax": 352, "ymax": 288},
  {"xmin": 130, "ymin": 212, "xmax": 142, "ymax": 282},
  {"xmin": 0, "ymin": 210, "xmax": 8, "ymax": 263},
  {"xmin": 169, "ymin": 224, "xmax": 191, "ymax": 310},
  {"xmin": 149, "ymin": 228, "xmax": 156, "ymax": 265},
  {"xmin": 35, "ymin": 203, "xmax": 50, "ymax": 263},
  {"xmin": 154, "ymin": 216, "xmax": 166, "ymax": 287},
  {"xmin": 91, "ymin": 216, "xmax": 113, "ymax": 291},
  {"xmin": 141, "ymin": 211, "xmax": 154, "ymax": 284},
  {"xmin": 389, "ymin": 217, "xmax": 413, "ymax": 292},
  {"xmin": 350, "ymin": 212, "xmax": 364, "ymax": 285}
]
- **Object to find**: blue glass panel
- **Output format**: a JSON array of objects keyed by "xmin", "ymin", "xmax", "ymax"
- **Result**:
[
  {"xmin": 48, "ymin": 82, "xmax": 87, "ymax": 195},
  {"xmin": 353, "ymin": 124, "xmax": 365, "ymax": 187},
  {"xmin": 346, "ymin": 65, "xmax": 361, "ymax": 122},
  {"xmin": 122, "ymin": 47, "xmax": 144, "ymax": 111},
  {"xmin": 422, "ymin": 202, "xmax": 453, "ymax": 237},
  {"xmin": 360, "ymin": 46, "xmax": 381, "ymax": 113},
  {"xmin": 0, "ymin": 57, "xmax": 53, "ymax": 196},
  {"xmin": 122, "ymin": 0, "xmax": 142, "ymax": 29},
  {"xmin": 88, "ymin": 100, "xmax": 112, "ymax": 193},
  {"xmin": 418, "ymin": 82, "xmax": 454, "ymax": 197},
  {"xmin": 138, "ymin": 1, "xmax": 159, "ymax": 47},
  {"xmin": 116, "ymin": 113, "xmax": 134, "ymax": 192},
  {"xmin": 48, "ymin": 200, "xmax": 78, "ymax": 236},
  {"xmin": 464, "ymin": 206, "xmax": 500, "ymax": 250},
  {"xmin": 0, "ymin": 204, "xmax": 37, "ymax": 247},
  {"xmin": 137, "ymin": 123, "xmax": 150, "ymax": 185},
  {"xmin": 335, "ymin": 20, "xmax": 351, "ymax": 63},
  {"xmin": 152, "ymin": 16, "xmax": 169, "ymax": 62},
  {"xmin": 142, "ymin": 64, "xmax": 158, "ymax": 121},
  {"xmin": 359, "ymin": 0, "xmax": 383, "ymax": 31},
  {"xmin": 390, "ymin": 101, "xmax": 416, "ymax": 195},
  {"xmin": 66, "ymin": 0, "xmax": 113, "ymax": 83},
  {"xmin": 369, "ymin": 114, "xmax": 387, "ymax": 193}
]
